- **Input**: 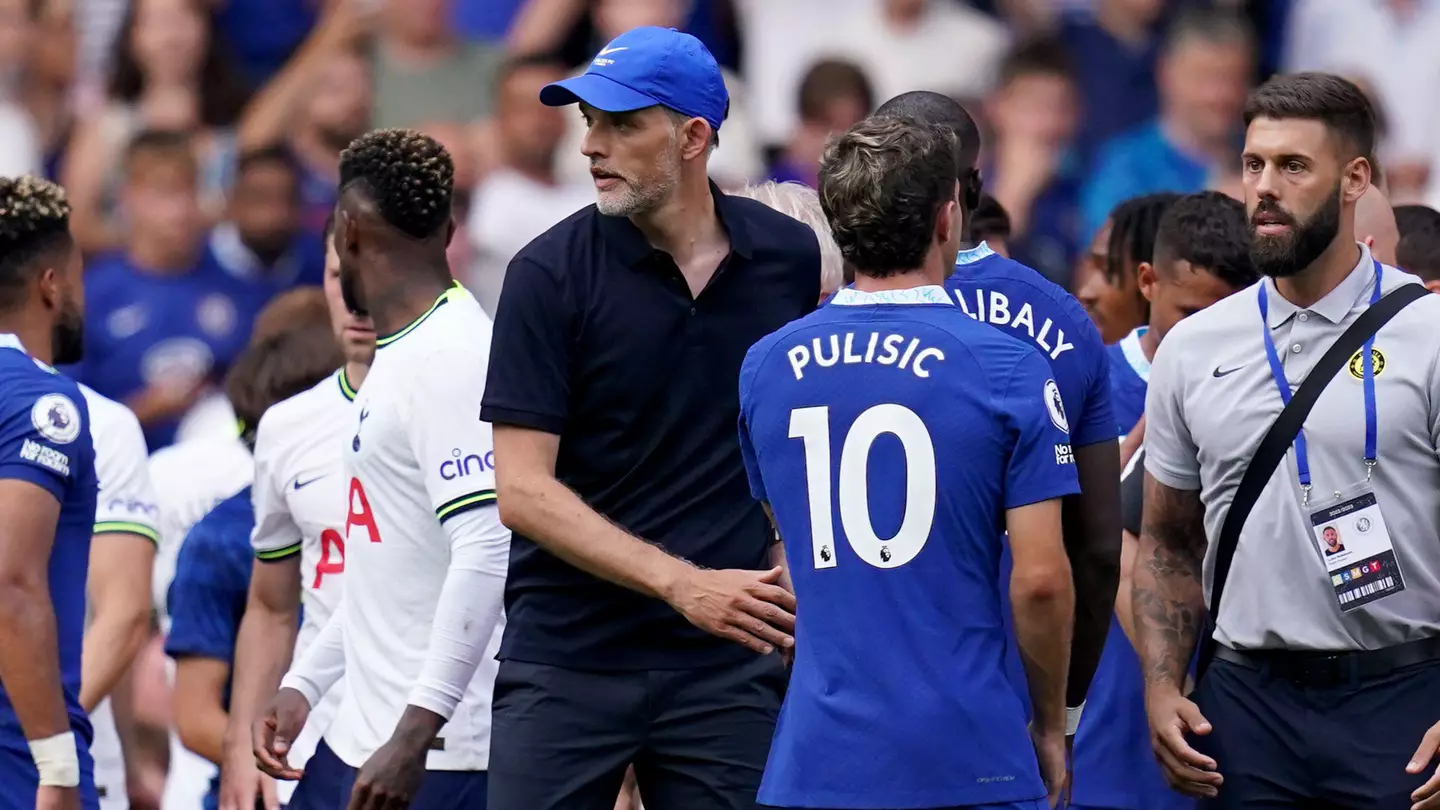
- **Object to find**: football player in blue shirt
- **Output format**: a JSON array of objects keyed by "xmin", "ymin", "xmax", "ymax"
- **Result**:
[
  {"xmin": 1070, "ymin": 191, "xmax": 1256, "ymax": 810},
  {"xmin": 0, "ymin": 176, "xmax": 101, "ymax": 810},
  {"xmin": 874, "ymin": 91, "xmax": 1122, "ymax": 744},
  {"xmin": 165, "ymin": 320, "xmax": 345, "ymax": 810},
  {"xmin": 739, "ymin": 116, "xmax": 1079, "ymax": 809}
]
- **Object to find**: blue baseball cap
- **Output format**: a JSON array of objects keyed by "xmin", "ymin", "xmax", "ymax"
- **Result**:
[{"xmin": 539, "ymin": 26, "xmax": 729, "ymax": 132}]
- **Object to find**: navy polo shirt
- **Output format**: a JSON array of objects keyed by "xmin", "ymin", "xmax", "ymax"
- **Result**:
[{"xmin": 481, "ymin": 182, "xmax": 821, "ymax": 671}]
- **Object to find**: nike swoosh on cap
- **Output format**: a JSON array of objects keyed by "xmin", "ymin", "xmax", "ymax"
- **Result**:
[{"xmin": 598, "ymin": 46, "xmax": 628, "ymax": 56}]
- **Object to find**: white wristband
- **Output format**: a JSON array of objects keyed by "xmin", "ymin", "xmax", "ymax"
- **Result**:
[
  {"xmin": 29, "ymin": 731, "xmax": 79, "ymax": 787},
  {"xmin": 1066, "ymin": 703, "xmax": 1085, "ymax": 736}
]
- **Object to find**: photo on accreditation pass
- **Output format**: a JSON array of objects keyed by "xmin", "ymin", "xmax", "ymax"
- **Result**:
[{"xmin": 1312, "ymin": 511, "xmax": 1387, "ymax": 567}]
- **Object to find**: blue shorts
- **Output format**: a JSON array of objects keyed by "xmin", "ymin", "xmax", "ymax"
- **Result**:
[
  {"xmin": 290, "ymin": 739, "xmax": 488, "ymax": 810},
  {"xmin": 762, "ymin": 802, "xmax": 1048, "ymax": 810},
  {"xmin": 0, "ymin": 736, "xmax": 99, "ymax": 810},
  {"xmin": 286, "ymin": 739, "xmax": 350, "ymax": 810}
]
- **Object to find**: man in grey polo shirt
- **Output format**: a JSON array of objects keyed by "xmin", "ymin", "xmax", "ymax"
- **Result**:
[{"xmin": 1135, "ymin": 71, "xmax": 1440, "ymax": 809}]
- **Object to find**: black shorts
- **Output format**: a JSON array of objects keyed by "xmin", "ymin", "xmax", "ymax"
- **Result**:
[{"xmin": 487, "ymin": 653, "xmax": 786, "ymax": 810}]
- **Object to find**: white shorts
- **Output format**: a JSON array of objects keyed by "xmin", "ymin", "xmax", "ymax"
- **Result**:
[{"xmin": 89, "ymin": 698, "xmax": 127, "ymax": 810}]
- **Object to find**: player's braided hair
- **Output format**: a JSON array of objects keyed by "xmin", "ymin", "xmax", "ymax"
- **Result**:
[
  {"xmin": 339, "ymin": 128, "xmax": 454, "ymax": 240},
  {"xmin": 1104, "ymin": 192, "xmax": 1180, "ymax": 285},
  {"xmin": 0, "ymin": 176, "xmax": 72, "ymax": 310}
]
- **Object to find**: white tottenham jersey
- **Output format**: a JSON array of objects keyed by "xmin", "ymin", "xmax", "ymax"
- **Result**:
[
  {"xmin": 329, "ymin": 285, "xmax": 505, "ymax": 771},
  {"xmin": 249, "ymin": 367, "xmax": 358, "ymax": 780},
  {"xmin": 79, "ymin": 385, "xmax": 158, "ymax": 809},
  {"xmin": 148, "ymin": 435, "xmax": 254, "ymax": 625}
]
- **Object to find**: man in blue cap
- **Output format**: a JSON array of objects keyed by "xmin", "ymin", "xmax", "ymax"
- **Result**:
[{"xmin": 483, "ymin": 25, "xmax": 822, "ymax": 810}]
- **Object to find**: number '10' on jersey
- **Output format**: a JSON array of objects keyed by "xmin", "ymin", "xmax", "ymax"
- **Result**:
[{"xmin": 736, "ymin": 285, "xmax": 1080, "ymax": 809}]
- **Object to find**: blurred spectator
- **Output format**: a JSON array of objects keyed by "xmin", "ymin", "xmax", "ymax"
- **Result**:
[
  {"xmin": 0, "ymin": 0, "xmax": 54, "ymax": 178},
  {"xmin": 72, "ymin": 131, "xmax": 262, "ymax": 451},
  {"xmin": 507, "ymin": 0, "xmax": 741, "ymax": 73},
  {"xmin": 207, "ymin": 146, "xmax": 325, "ymax": 297},
  {"xmin": 1355, "ymin": 183, "xmax": 1399, "ymax": 266},
  {"xmin": 370, "ymin": 0, "xmax": 504, "ymax": 131},
  {"xmin": 768, "ymin": 59, "xmax": 872, "ymax": 189},
  {"xmin": 983, "ymin": 36, "xmax": 1082, "ymax": 285},
  {"xmin": 1078, "ymin": 7, "xmax": 1253, "ymax": 242},
  {"xmin": 235, "ymin": 3, "xmax": 372, "ymax": 238},
  {"xmin": 455, "ymin": 0, "xmax": 528, "ymax": 41},
  {"xmin": 1284, "ymin": 0, "xmax": 1440, "ymax": 203},
  {"xmin": 25, "ymin": 0, "xmax": 78, "ymax": 179},
  {"xmin": 1077, "ymin": 192, "xmax": 1178, "ymax": 344},
  {"xmin": 1057, "ymin": 0, "xmax": 1166, "ymax": 167},
  {"xmin": 817, "ymin": 0, "xmax": 1010, "ymax": 113},
  {"xmin": 972, "ymin": 193, "xmax": 1013, "ymax": 258},
  {"xmin": 1395, "ymin": 204, "xmax": 1440, "ymax": 290},
  {"xmin": 732, "ymin": 0, "xmax": 871, "ymax": 146},
  {"xmin": 64, "ymin": 0, "xmax": 251, "ymax": 254},
  {"xmin": 212, "ymin": 0, "xmax": 318, "ymax": 87},
  {"xmin": 551, "ymin": 0, "xmax": 764, "ymax": 188},
  {"xmin": 466, "ymin": 54, "xmax": 591, "ymax": 317}
]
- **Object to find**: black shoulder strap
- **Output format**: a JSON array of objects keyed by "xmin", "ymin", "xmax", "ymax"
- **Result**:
[{"xmin": 1198, "ymin": 282, "xmax": 1430, "ymax": 674}]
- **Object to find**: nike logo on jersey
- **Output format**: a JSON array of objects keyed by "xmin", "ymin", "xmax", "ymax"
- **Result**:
[
  {"xmin": 1213, "ymin": 365, "xmax": 1244, "ymax": 378},
  {"xmin": 293, "ymin": 474, "xmax": 327, "ymax": 490}
]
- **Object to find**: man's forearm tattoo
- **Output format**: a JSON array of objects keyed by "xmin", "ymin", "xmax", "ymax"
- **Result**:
[{"xmin": 1133, "ymin": 474, "xmax": 1208, "ymax": 690}]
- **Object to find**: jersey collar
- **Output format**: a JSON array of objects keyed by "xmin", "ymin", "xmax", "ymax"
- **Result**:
[
  {"xmin": 1119, "ymin": 326, "xmax": 1151, "ymax": 382},
  {"xmin": 0, "ymin": 333, "xmax": 23, "ymax": 354},
  {"xmin": 375, "ymin": 281, "xmax": 468, "ymax": 349},
  {"xmin": 337, "ymin": 367, "xmax": 359, "ymax": 401},
  {"xmin": 954, "ymin": 241, "xmax": 997, "ymax": 266},
  {"xmin": 829, "ymin": 285, "xmax": 953, "ymax": 307}
]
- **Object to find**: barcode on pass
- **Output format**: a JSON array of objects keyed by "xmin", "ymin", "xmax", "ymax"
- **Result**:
[{"xmin": 1339, "ymin": 576, "xmax": 1395, "ymax": 603}]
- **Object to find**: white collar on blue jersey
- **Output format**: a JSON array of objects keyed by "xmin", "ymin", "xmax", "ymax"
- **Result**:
[
  {"xmin": 0, "ymin": 333, "xmax": 24, "ymax": 354},
  {"xmin": 829, "ymin": 285, "xmax": 954, "ymax": 307},
  {"xmin": 954, "ymin": 241, "xmax": 997, "ymax": 266},
  {"xmin": 1119, "ymin": 326, "xmax": 1151, "ymax": 382}
]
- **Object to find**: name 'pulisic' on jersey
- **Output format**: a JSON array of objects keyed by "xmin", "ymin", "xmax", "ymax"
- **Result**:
[{"xmin": 785, "ymin": 331, "xmax": 946, "ymax": 380}]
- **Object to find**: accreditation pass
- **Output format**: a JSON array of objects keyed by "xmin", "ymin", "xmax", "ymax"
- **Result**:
[{"xmin": 1309, "ymin": 490, "xmax": 1406, "ymax": 612}]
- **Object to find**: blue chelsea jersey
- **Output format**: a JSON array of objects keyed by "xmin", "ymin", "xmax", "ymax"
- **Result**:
[
  {"xmin": 0, "ymin": 337, "xmax": 98, "ymax": 745},
  {"xmin": 738, "ymin": 286, "xmax": 1080, "ymax": 809},
  {"xmin": 165, "ymin": 486, "xmax": 254, "ymax": 810},
  {"xmin": 1070, "ymin": 326, "xmax": 1193, "ymax": 810},
  {"xmin": 946, "ymin": 242, "xmax": 1115, "ymax": 449},
  {"xmin": 68, "ymin": 252, "xmax": 269, "ymax": 450}
]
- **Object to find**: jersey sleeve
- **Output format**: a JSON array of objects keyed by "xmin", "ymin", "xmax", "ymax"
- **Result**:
[
  {"xmin": 164, "ymin": 521, "xmax": 248, "ymax": 663},
  {"xmin": 998, "ymin": 350, "xmax": 1082, "ymax": 509},
  {"xmin": 1070, "ymin": 314, "xmax": 1117, "ymax": 448},
  {"xmin": 736, "ymin": 341, "xmax": 768, "ymax": 504},
  {"xmin": 479, "ymin": 257, "xmax": 574, "ymax": 434},
  {"xmin": 91, "ymin": 400, "xmax": 159, "ymax": 543},
  {"xmin": 249, "ymin": 411, "xmax": 302, "ymax": 562},
  {"xmin": 1142, "ymin": 328, "xmax": 1201, "ymax": 491},
  {"xmin": 0, "ymin": 379, "xmax": 89, "ymax": 504},
  {"xmin": 406, "ymin": 347, "xmax": 499, "ymax": 524}
]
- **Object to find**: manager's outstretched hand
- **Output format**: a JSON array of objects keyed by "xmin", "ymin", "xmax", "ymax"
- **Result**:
[{"xmin": 664, "ymin": 566, "xmax": 795, "ymax": 654}]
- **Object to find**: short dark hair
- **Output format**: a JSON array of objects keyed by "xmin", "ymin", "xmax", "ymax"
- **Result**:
[
  {"xmin": 873, "ymin": 90, "xmax": 981, "ymax": 172},
  {"xmin": 227, "ymin": 322, "xmax": 342, "ymax": 444},
  {"xmin": 797, "ymin": 59, "xmax": 874, "ymax": 122},
  {"xmin": 971, "ymin": 194, "xmax": 1011, "ymax": 244},
  {"xmin": 1394, "ymin": 204, "xmax": 1440, "ymax": 282},
  {"xmin": 236, "ymin": 145, "xmax": 299, "ymax": 180},
  {"xmin": 496, "ymin": 52, "xmax": 567, "ymax": 90},
  {"xmin": 1105, "ymin": 192, "xmax": 1181, "ymax": 284},
  {"xmin": 1153, "ymin": 191, "xmax": 1257, "ymax": 289},
  {"xmin": 1244, "ymin": 72, "xmax": 1377, "ymax": 164},
  {"xmin": 339, "ymin": 128, "xmax": 455, "ymax": 240},
  {"xmin": 819, "ymin": 117, "xmax": 959, "ymax": 278},
  {"xmin": 997, "ymin": 36, "xmax": 1074, "ymax": 88},
  {"xmin": 251, "ymin": 286, "xmax": 332, "ymax": 344},
  {"xmin": 0, "ymin": 176, "xmax": 72, "ymax": 310},
  {"xmin": 124, "ymin": 130, "xmax": 197, "ymax": 180}
]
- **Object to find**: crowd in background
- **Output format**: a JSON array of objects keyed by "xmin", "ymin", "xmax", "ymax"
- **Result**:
[{"xmin": 19, "ymin": 0, "xmax": 1440, "ymax": 806}]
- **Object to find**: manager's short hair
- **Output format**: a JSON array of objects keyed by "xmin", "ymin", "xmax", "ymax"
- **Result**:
[
  {"xmin": 339, "ymin": 128, "xmax": 454, "ymax": 240},
  {"xmin": 1153, "ymin": 191, "xmax": 1257, "ymax": 290},
  {"xmin": 819, "ymin": 117, "xmax": 959, "ymax": 278},
  {"xmin": 734, "ymin": 181, "xmax": 843, "ymax": 293},
  {"xmin": 1245, "ymin": 72, "xmax": 1377, "ymax": 165},
  {"xmin": 0, "ymin": 176, "xmax": 72, "ymax": 311}
]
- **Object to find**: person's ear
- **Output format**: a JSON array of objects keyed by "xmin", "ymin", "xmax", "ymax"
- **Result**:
[{"xmin": 1137, "ymin": 261, "xmax": 1158, "ymax": 303}]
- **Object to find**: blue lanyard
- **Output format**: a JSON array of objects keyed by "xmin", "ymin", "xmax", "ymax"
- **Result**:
[{"xmin": 1257, "ymin": 259, "xmax": 1383, "ymax": 505}]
